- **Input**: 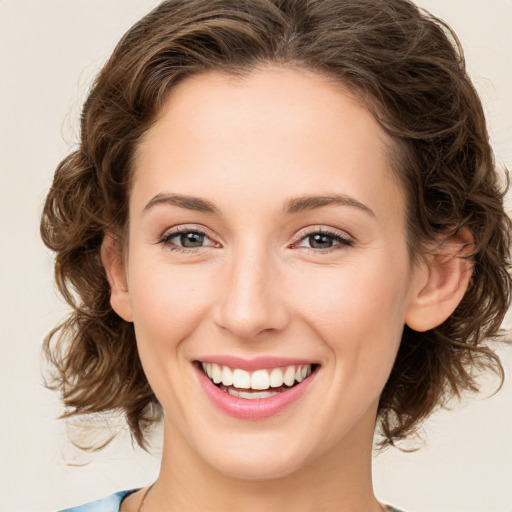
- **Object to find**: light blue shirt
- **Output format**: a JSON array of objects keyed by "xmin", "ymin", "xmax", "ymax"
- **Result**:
[{"xmin": 58, "ymin": 490, "xmax": 138, "ymax": 512}]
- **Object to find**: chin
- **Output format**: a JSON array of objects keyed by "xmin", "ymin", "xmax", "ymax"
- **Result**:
[
  {"xmin": 178, "ymin": 420, "xmax": 313, "ymax": 481},
  {"xmin": 205, "ymin": 448, "xmax": 310, "ymax": 481}
]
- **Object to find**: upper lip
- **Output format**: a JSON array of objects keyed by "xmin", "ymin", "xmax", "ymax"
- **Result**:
[{"xmin": 194, "ymin": 355, "xmax": 320, "ymax": 371}]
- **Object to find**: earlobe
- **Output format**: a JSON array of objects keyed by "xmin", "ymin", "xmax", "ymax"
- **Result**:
[
  {"xmin": 101, "ymin": 233, "xmax": 133, "ymax": 322},
  {"xmin": 405, "ymin": 228, "xmax": 473, "ymax": 332}
]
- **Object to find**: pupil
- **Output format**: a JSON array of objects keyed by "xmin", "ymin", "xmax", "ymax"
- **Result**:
[
  {"xmin": 181, "ymin": 232, "xmax": 204, "ymax": 247},
  {"xmin": 309, "ymin": 234, "xmax": 333, "ymax": 248}
]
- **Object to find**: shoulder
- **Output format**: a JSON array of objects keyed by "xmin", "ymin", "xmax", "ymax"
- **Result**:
[{"xmin": 58, "ymin": 490, "xmax": 139, "ymax": 512}]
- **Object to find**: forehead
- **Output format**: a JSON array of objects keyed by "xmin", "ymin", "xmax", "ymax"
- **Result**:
[{"xmin": 132, "ymin": 66, "xmax": 405, "ymax": 224}]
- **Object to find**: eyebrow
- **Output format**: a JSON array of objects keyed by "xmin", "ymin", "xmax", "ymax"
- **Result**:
[
  {"xmin": 283, "ymin": 194, "xmax": 375, "ymax": 217},
  {"xmin": 143, "ymin": 192, "xmax": 375, "ymax": 217},
  {"xmin": 143, "ymin": 193, "xmax": 220, "ymax": 214}
]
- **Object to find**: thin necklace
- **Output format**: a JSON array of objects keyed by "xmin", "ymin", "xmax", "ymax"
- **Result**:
[
  {"xmin": 137, "ymin": 485, "xmax": 388, "ymax": 512},
  {"xmin": 137, "ymin": 483, "xmax": 154, "ymax": 512}
]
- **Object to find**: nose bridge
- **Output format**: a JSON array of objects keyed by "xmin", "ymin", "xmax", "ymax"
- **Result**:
[{"xmin": 215, "ymin": 237, "xmax": 289, "ymax": 339}]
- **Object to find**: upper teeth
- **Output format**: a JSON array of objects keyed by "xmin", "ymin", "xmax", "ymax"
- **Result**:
[{"xmin": 201, "ymin": 363, "xmax": 312, "ymax": 390}]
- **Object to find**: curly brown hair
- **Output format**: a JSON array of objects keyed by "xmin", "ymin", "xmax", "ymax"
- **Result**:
[{"xmin": 41, "ymin": 0, "xmax": 511, "ymax": 449}]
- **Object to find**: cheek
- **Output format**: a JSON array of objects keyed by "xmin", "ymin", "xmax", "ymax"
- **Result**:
[
  {"xmin": 297, "ymin": 258, "xmax": 409, "ymax": 327},
  {"xmin": 126, "ymin": 259, "xmax": 218, "ymax": 410},
  {"xmin": 293, "ymin": 254, "xmax": 410, "ymax": 377},
  {"xmin": 127, "ymin": 258, "xmax": 216, "ymax": 351}
]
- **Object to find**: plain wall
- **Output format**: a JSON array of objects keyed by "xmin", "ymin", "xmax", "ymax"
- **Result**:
[{"xmin": 0, "ymin": 1, "xmax": 510, "ymax": 511}]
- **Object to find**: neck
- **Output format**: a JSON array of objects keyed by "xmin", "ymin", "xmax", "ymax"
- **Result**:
[{"xmin": 146, "ymin": 413, "xmax": 382, "ymax": 512}]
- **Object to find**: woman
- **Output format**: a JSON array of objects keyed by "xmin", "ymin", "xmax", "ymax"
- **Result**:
[{"xmin": 41, "ymin": 1, "xmax": 511, "ymax": 511}]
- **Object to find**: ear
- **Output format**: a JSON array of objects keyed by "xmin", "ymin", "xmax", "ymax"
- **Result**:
[
  {"xmin": 101, "ymin": 232, "xmax": 133, "ymax": 322},
  {"xmin": 405, "ymin": 228, "xmax": 473, "ymax": 332}
]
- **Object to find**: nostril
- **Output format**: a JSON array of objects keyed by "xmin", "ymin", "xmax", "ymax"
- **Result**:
[{"xmin": 213, "ymin": 278, "xmax": 291, "ymax": 339}]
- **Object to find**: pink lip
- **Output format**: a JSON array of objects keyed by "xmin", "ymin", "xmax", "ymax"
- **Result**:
[
  {"xmin": 195, "ymin": 355, "xmax": 318, "ymax": 371},
  {"xmin": 194, "ymin": 362, "xmax": 318, "ymax": 420}
]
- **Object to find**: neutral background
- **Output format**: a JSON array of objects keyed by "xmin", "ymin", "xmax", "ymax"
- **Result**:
[{"xmin": 1, "ymin": 1, "xmax": 511, "ymax": 511}]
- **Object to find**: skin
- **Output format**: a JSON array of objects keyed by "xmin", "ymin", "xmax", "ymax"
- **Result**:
[{"xmin": 103, "ymin": 66, "xmax": 472, "ymax": 512}]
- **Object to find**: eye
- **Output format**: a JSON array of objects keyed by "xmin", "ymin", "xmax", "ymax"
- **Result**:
[
  {"xmin": 159, "ymin": 228, "xmax": 218, "ymax": 251},
  {"xmin": 294, "ymin": 229, "xmax": 353, "ymax": 251}
]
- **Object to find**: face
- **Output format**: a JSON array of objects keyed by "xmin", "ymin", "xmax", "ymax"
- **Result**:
[{"xmin": 111, "ymin": 67, "xmax": 423, "ymax": 480}]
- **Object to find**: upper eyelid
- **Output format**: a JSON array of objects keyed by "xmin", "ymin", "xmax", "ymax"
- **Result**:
[
  {"xmin": 160, "ymin": 224, "xmax": 215, "ymax": 239},
  {"xmin": 293, "ymin": 226, "xmax": 353, "ymax": 242}
]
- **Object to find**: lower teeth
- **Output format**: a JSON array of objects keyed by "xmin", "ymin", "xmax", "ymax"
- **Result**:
[{"xmin": 218, "ymin": 383, "xmax": 294, "ymax": 400}]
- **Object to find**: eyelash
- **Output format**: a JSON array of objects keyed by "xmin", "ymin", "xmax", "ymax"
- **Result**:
[
  {"xmin": 158, "ymin": 227, "xmax": 353, "ymax": 254},
  {"xmin": 158, "ymin": 227, "xmax": 216, "ymax": 253},
  {"xmin": 291, "ymin": 228, "xmax": 353, "ymax": 253}
]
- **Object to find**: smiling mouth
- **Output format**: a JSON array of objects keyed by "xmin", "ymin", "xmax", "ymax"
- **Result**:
[{"xmin": 198, "ymin": 361, "xmax": 320, "ymax": 400}]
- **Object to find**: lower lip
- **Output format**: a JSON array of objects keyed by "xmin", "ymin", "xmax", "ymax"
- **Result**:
[{"xmin": 195, "ymin": 364, "xmax": 318, "ymax": 420}]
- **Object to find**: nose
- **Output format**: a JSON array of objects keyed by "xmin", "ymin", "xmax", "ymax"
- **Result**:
[{"xmin": 213, "ymin": 245, "xmax": 290, "ymax": 340}]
